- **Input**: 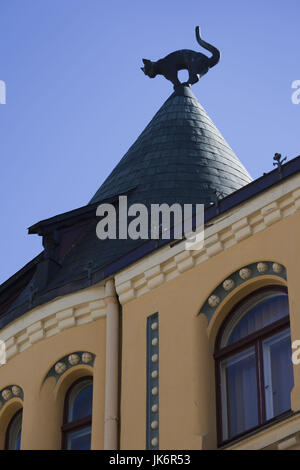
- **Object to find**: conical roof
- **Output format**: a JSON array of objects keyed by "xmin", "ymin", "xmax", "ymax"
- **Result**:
[{"xmin": 90, "ymin": 85, "xmax": 252, "ymax": 207}]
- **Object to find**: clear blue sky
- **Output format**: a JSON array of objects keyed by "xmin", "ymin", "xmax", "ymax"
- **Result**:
[{"xmin": 0, "ymin": 0, "xmax": 299, "ymax": 284}]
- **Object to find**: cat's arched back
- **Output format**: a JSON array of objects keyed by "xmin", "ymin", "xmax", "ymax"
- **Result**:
[{"xmin": 141, "ymin": 26, "xmax": 220, "ymax": 89}]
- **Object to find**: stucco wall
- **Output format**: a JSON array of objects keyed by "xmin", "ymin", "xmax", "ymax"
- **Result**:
[
  {"xmin": 120, "ymin": 210, "xmax": 300, "ymax": 450},
  {"xmin": 0, "ymin": 316, "xmax": 106, "ymax": 450},
  {"xmin": 0, "ymin": 174, "xmax": 299, "ymax": 450}
]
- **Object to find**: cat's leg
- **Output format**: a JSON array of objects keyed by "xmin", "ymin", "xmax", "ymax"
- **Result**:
[
  {"xmin": 164, "ymin": 71, "xmax": 181, "ymax": 88},
  {"xmin": 188, "ymin": 70, "xmax": 200, "ymax": 86}
]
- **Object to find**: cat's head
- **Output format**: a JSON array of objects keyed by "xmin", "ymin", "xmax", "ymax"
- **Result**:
[{"xmin": 141, "ymin": 59, "xmax": 157, "ymax": 78}]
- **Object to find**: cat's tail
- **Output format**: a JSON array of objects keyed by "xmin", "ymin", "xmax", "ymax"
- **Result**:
[{"xmin": 195, "ymin": 26, "xmax": 220, "ymax": 68}]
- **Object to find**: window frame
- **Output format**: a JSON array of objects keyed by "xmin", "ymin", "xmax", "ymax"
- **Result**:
[
  {"xmin": 5, "ymin": 409, "xmax": 23, "ymax": 450},
  {"xmin": 61, "ymin": 376, "xmax": 93, "ymax": 450},
  {"xmin": 214, "ymin": 286, "xmax": 292, "ymax": 446}
]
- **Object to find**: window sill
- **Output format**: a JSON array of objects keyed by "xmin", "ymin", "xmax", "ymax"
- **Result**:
[{"xmin": 219, "ymin": 410, "xmax": 297, "ymax": 450}]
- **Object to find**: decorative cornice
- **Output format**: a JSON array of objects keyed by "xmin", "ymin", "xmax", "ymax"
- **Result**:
[
  {"xmin": 115, "ymin": 174, "xmax": 300, "ymax": 304},
  {"xmin": 0, "ymin": 285, "xmax": 106, "ymax": 365},
  {"xmin": 45, "ymin": 351, "xmax": 95, "ymax": 382}
]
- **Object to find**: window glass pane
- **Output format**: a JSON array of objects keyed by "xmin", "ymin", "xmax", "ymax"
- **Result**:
[
  {"xmin": 220, "ymin": 347, "xmax": 259, "ymax": 441},
  {"xmin": 15, "ymin": 431, "xmax": 21, "ymax": 450},
  {"xmin": 225, "ymin": 293, "xmax": 289, "ymax": 346},
  {"xmin": 67, "ymin": 425, "xmax": 91, "ymax": 450},
  {"xmin": 6, "ymin": 410, "xmax": 22, "ymax": 450},
  {"xmin": 68, "ymin": 380, "xmax": 93, "ymax": 422},
  {"xmin": 263, "ymin": 328, "xmax": 294, "ymax": 420}
]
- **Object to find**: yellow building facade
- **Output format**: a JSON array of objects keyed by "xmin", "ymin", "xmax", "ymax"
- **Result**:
[{"xmin": 0, "ymin": 84, "xmax": 299, "ymax": 450}]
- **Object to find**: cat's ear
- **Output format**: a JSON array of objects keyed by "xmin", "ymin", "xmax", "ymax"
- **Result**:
[{"xmin": 142, "ymin": 58, "xmax": 150, "ymax": 64}]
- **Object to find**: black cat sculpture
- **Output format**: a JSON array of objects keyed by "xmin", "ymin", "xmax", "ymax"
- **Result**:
[{"xmin": 141, "ymin": 26, "xmax": 220, "ymax": 89}]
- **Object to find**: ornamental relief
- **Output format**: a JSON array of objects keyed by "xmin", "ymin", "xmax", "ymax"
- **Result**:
[
  {"xmin": 45, "ymin": 351, "xmax": 95, "ymax": 383},
  {"xmin": 202, "ymin": 262, "xmax": 286, "ymax": 324},
  {"xmin": 0, "ymin": 385, "xmax": 23, "ymax": 411}
]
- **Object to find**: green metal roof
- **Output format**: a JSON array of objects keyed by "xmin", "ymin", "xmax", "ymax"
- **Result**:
[{"xmin": 90, "ymin": 85, "xmax": 252, "ymax": 207}]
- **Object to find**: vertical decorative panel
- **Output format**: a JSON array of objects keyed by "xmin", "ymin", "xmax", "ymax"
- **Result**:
[{"xmin": 146, "ymin": 312, "xmax": 159, "ymax": 449}]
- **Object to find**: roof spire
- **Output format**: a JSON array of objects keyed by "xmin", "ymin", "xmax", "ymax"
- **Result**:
[
  {"xmin": 90, "ymin": 27, "xmax": 251, "ymax": 207},
  {"xmin": 90, "ymin": 86, "xmax": 252, "ymax": 207}
]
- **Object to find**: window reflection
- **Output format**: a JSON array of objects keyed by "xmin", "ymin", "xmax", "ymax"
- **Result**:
[
  {"xmin": 68, "ymin": 380, "xmax": 93, "ymax": 422},
  {"xmin": 5, "ymin": 410, "xmax": 22, "ymax": 450},
  {"xmin": 216, "ymin": 287, "xmax": 294, "ymax": 445},
  {"xmin": 221, "ymin": 347, "xmax": 258, "ymax": 440},
  {"xmin": 263, "ymin": 328, "xmax": 294, "ymax": 420},
  {"xmin": 62, "ymin": 377, "xmax": 93, "ymax": 450},
  {"xmin": 67, "ymin": 425, "xmax": 92, "ymax": 450}
]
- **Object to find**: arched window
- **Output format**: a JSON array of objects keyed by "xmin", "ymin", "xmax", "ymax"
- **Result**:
[
  {"xmin": 215, "ymin": 286, "xmax": 294, "ymax": 445},
  {"xmin": 61, "ymin": 377, "xmax": 93, "ymax": 450},
  {"xmin": 5, "ymin": 409, "xmax": 22, "ymax": 450}
]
